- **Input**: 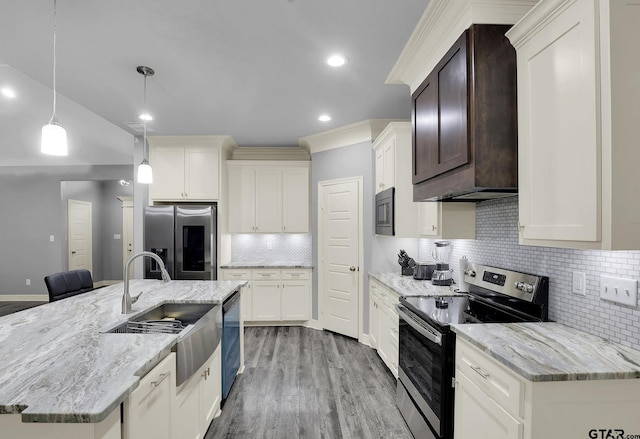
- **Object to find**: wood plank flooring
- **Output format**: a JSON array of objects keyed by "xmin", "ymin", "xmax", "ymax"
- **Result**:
[
  {"xmin": 0, "ymin": 301, "xmax": 47, "ymax": 317},
  {"xmin": 207, "ymin": 326, "xmax": 412, "ymax": 439}
]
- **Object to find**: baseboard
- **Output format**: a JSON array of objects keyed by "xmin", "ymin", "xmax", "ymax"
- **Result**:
[
  {"xmin": 359, "ymin": 333, "xmax": 372, "ymax": 348},
  {"xmin": 304, "ymin": 319, "xmax": 323, "ymax": 331},
  {"xmin": 0, "ymin": 294, "xmax": 49, "ymax": 302},
  {"xmin": 243, "ymin": 319, "xmax": 323, "ymax": 330}
]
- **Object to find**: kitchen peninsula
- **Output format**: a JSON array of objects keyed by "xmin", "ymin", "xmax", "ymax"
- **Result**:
[{"xmin": 0, "ymin": 279, "xmax": 244, "ymax": 438}]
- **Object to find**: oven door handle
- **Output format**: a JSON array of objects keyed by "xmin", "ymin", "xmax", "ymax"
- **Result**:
[{"xmin": 397, "ymin": 305, "xmax": 442, "ymax": 346}]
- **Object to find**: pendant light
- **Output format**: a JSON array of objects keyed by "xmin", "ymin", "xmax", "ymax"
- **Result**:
[
  {"xmin": 41, "ymin": 0, "xmax": 68, "ymax": 156},
  {"xmin": 136, "ymin": 66, "xmax": 154, "ymax": 184}
]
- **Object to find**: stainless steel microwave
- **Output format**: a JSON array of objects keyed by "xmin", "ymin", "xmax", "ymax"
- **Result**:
[{"xmin": 375, "ymin": 187, "xmax": 394, "ymax": 236}]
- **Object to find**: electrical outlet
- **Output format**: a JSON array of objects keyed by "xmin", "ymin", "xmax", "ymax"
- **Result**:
[
  {"xmin": 600, "ymin": 274, "xmax": 638, "ymax": 307},
  {"xmin": 49, "ymin": 235, "xmax": 55, "ymax": 242},
  {"xmin": 26, "ymin": 279, "xmax": 30, "ymax": 286},
  {"xmin": 572, "ymin": 271, "xmax": 586, "ymax": 296}
]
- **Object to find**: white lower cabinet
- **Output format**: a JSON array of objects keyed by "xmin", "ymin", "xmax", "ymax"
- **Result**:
[
  {"xmin": 173, "ymin": 345, "xmax": 221, "ymax": 439},
  {"xmin": 123, "ymin": 352, "xmax": 176, "ymax": 439},
  {"xmin": 369, "ymin": 278, "xmax": 399, "ymax": 378},
  {"xmin": 222, "ymin": 268, "xmax": 311, "ymax": 323},
  {"xmin": 454, "ymin": 338, "xmax": 640, "ymax": 439}
]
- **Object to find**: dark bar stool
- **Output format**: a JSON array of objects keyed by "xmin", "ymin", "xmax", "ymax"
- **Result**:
[{"xmin": 44, "ymin": 269, "xmax": 94, "ymax": 302}]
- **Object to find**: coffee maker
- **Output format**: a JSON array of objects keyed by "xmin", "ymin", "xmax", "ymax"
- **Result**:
[{"xmin": 431, "ymin": 241, "xmax": 453, "ymax": 286}]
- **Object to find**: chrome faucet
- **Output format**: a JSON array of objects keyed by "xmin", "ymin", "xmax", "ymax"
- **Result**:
[{"xmin": 122, "ymin": 251, "xmax": 171, "ymax": 314}]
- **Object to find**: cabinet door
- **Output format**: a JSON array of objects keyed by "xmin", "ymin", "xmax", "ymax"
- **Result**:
[
  {"xmin": 123, "ymin": 353, "xmax": 176, "ymax": 439},
  {"xmin": 369, "ymin": 281, "xmax": 380, "ymax": 349},
  {"xmin": 419, "ymin": 202, "xmax": 476, "ymax": 239},
  {"xmin": 282, "ymin": 167, "xmax": 310, "ymax": 233},
  {"xmin": 174, "ymin": 370, "xmax": 201, "ymax": 439},
  {"xmin": 516, "ymin": 0, "xmax": 599, "ymax": 242},
  {"xmin": 419, "ymin": 202, "xmax": 440, "ymax": 237},
  {"xmin": 228, "ymin": 166, "xmax": 256, "ymax": 233},
  {"xmin": 382, "ymin": 140, "xmax": 395, "ymax": 189},
  {"xmin": 241, "ymin": 284, "xmax": 252, "ymax": 322},
  {"xmin": 150, "ymin": 146, "xmax": 185, "ymax": 201},
  {"xmin": 385, "ymin": 303, "xmax": 399, "ymax": 376},
  {"xmin": 252, "ymin": 281, "xmax": 281, "ymax": 320},
  {"xmin": 412, "ymin": 32, "xmax": 469, "ymax": 184},
  {"xmin": 454, "ymin": 371, "xmax": 523, "ymax": 439},
  {"xmin": 254, "ymin": 168, "xmax": 282, "ymax": 233},
  {"xmin": 184, "ymin": 146, "xmax": 220, "ymax": 201},
  {"xmin": 281, "ymin": 280, "xmax": 310, "ymax": 320},
  {"xmin": 200, "ymin": 345, "xmax": 221, "ymax": 432},
  {"xmin": 375, "ymin": 148, "xmax": 385, "ymax": 193}
]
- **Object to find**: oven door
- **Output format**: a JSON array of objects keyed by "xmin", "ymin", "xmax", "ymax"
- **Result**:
[
  {"xmin": 375, "ymin": 187, "xmax": 394, "ymax": 236},
  {"xmin": 397, "ymin": 304, "xmax": 452, "ymax": 439}
]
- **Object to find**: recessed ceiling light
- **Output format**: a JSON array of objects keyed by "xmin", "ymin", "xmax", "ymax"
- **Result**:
[
  {"xmin": 318, "ymin": 114, "xmax": 331, "ymax": 122},
  {"xmin": 1, "ymin": 87, "xmax": 16, "ymax": 98},
  {"xmin": 139, "ymin": 113, "xmax": 153, "ymax": 121},
  {"xmin": 326, "ymin": 55, "xmax": 348, "ymax": 67}
]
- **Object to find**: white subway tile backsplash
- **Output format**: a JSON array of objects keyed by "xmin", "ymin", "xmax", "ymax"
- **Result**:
[
  {"xmin": 418, "ymin": 197, "xmax": 640, "ymax": 350},
  {"xmin": 230, "ymin": 234, "xmax": 312, "ymax": 264}
]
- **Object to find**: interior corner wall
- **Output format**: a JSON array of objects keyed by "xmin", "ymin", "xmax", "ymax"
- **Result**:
[
  {"xmin": 311, "ymin": 141, "xmax": 375, "ymax": 331},
  {"xmin": 0, "ymin": 165, "xmax": 132, "ymax": 296}
]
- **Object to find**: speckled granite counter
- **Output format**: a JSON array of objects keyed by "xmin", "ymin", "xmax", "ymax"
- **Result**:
[
  {"xmin": 0, "ymin": 279, "xmax": 244, "ymax": 423},
  {"xmin": 369, "ymin": 272, "xmax": 462, "ymax": 297},
  {"xmin": 452, "ymin": 322, "xmax": 640, "ymax": 382},
  {"xmin": 221, "ymin": 261, "xmax": 312, "ymax": 269}
]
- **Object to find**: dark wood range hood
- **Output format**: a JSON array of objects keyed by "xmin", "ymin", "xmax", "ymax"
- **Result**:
[{"xmin": 411, "ymin": 24, "xmax": 518, "ymax": 202}]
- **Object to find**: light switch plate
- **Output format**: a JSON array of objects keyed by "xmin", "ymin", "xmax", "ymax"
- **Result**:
[{"xmin": 600, "ymin": 274, "xmax": 638, "ymax": 307}]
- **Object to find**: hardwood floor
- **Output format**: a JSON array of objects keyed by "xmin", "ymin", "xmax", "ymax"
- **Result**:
[
  {"xmin": 207, "ymin": 326, "xmax": 412, "ymax": 439},
  {"xmin": 0, "ymin": 301, "xmax": 47, "ymax": 317}
]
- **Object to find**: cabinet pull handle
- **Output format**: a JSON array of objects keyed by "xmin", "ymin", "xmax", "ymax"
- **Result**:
[
  {"xmin": 469, "ymin": 365, "xmax": 490, "ymax": 380},
  {"xmin": 151, "ymin": 372, "xmax": 170, "ymax": 387},
  {"xmin": 432, "ymin": 225, "xmax": 437, "ymax": 232}
]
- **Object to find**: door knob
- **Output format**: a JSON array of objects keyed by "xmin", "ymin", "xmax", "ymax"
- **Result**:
[
  {"xmin": 71, "ymin": 251, "xmax": 77, "ymax": 255},
  {"xmin": 349, "ymin": 266, "xmax": 356, "ymax": 272}
]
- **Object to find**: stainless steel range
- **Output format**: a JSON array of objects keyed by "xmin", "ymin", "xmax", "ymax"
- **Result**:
[{"xmin": 396, "ymin": 263, "xmax": 549, "ymax": 439}]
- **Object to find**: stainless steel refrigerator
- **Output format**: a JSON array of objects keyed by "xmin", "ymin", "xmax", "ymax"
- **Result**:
[{"xmin": 144, "ymin": 205, "xmax": 217, "ymax": 280}]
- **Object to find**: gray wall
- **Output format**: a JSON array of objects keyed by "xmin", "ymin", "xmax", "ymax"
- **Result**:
[
  {"xmin": 0, "ymin": 165, "xmax": 133, "ymax": 296},
  {"xmin": 61, "ymin": 180, "xmax": 133, "ymax": 282},
  {"xmin": 311, "ymin": 141, "xmax": 375, "ymax": 330}
]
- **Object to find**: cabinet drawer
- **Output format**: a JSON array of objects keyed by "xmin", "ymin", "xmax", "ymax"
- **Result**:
[
  {"xmin": 252, "ymin": 269, "xmax": 281, "ymax": 280},
  {"xmin": 282, "ymin": 269, "xmax": 310, "ymax": 280},
  {"xmin": 456, "ymin": 339, "xmax": 525, "ymax": 419},
  {"xmin": 222, "ymin": 270, "xmax": 251, "ymax": 280}
]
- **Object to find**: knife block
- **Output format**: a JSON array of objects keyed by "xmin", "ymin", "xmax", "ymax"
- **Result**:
[{"xmin": 401, "ymin": 266, "xmax": 414, "ymax": 276}]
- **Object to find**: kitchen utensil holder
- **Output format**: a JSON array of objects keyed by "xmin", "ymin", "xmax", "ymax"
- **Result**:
[{"xmin": 401, "ymin": 266, "xmax": 414, "ymax": 276}]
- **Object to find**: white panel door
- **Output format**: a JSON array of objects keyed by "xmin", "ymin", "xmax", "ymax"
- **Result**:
[
  {"xmin": 68, "ymin": 199, "xmax": 92, "ymax": 273},
  {"xmin": 321, "ymin": 179, "xmax": 360, "ymax": 338},
  {"xmin": 120, "ymin": 196, "xmax": 134, "ymax": 277}
]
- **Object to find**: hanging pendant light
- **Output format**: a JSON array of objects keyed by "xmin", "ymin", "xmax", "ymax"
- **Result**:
[
  {"xmin": 136, "ymin": 65, "xmax": 155, "ymax": 184},
  {"xmin": 41, "ymin": 0, "xmax": 68, "ymax": 156}
]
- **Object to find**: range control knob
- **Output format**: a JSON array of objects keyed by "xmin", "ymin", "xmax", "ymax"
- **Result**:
[
  {"xmin": 465, "ymin": 269, "xmax": 476, "ymax": 277},
  {"xmin": 515, "ymin": 282, "xmax": 534, "ymax": 293}
]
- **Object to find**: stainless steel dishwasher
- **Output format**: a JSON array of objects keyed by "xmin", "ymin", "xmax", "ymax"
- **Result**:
[{"xmin": 222, "ymin": 289, "xmax": 240, "ymax": 401}]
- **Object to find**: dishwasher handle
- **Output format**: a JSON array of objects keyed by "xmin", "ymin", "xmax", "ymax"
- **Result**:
[{"xmin": 223, "ymin": 289, "xmax": 240, "ymax": 312}]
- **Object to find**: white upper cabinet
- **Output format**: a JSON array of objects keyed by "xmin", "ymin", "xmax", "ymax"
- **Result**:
[
  {"xmin": 507, "ymin": 0, "xmax": 640, "ymax": 249},
  {"xmin": 375, "ymin": 138, "xmax": 395, "ymax": 194},
  {"xmin": 148, "ymin": 136, "xmax": 235, "ymax": 202},
  {"xmin": 228, "ymin": 161, "xmax": 310, "ymax": 234}
]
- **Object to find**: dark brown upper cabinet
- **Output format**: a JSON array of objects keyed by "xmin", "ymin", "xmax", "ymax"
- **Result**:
[{"xmin": 412, "ymin": 24, "xmax": 518, "ymax": 202}]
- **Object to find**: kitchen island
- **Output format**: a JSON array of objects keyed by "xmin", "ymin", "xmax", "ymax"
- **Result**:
[{"xmin": 0, "ymin": 279, "xmax": 244, "ymax": 438}]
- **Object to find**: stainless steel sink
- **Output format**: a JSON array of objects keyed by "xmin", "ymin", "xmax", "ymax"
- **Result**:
[{"xmin": 106, "ymin": 303, "xmax": 222, "ymax": 386}]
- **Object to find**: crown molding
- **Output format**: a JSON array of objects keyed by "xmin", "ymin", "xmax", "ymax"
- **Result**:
[
  {"xmin": 147, "ymin": 135, "xmax": 237, "ymax": 149},
  {"xmin": 372, "ymin": 121, "xmax": 411, "ymax": 149},
  {"xmin": 299, "ymin": 119, "xmax": 403, "ymax": 154},
  {"xmin": 386, "ymin": 0, "xmax": 539, "ymax": 94},
  {"xmin": 230, "ymin": 147, "xmax": 310, "ymax": 161}
]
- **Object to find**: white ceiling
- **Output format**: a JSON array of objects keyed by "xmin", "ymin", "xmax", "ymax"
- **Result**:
[{"xmin": 0, "ymin": 0, "xmax": 428, "ymax": 166}]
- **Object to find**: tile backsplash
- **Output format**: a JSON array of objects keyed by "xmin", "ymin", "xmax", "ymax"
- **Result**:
[
  {"xmin": 418, "ymin": 197, "xmax": 640, "ymax": 350},
  {"xmin": 230, "ymin": 234, "xmax": 312, "ymax": 263}
]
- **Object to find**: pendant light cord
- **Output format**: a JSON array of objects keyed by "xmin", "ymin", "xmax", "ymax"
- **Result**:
[
  {"xmin": 143, "ymin": 72, "xmax": 148, "ymax": 160},
  {"xmin": 51, "ymin": 0, "xmax": 58, "ymax": 123}
]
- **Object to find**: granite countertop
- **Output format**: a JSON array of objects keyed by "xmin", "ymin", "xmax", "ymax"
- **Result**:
[
  {"xmin": 452, "ymin": 322, "xmax": 640, "ymax": 382},
  {"xmin": 221, "ymin": 261, "xmax": 313, "ymax": 269},
  {"xmin": 0, "ymin": 279, "xmax": 244, "ymax": 424},
  {"xmin": 369, "ymin": 272, "xmax": 462, "ymax": 297}
]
